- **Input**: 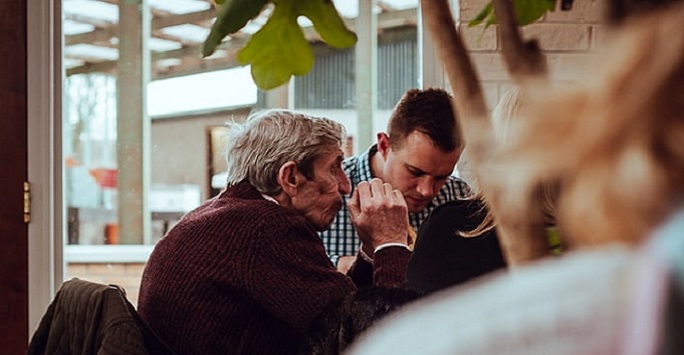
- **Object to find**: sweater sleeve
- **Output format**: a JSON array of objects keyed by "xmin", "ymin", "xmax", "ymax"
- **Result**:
[
  {"xmin": 347, "ymin": 255, "xmax": 373, "ymax": 287},
  {"xmin": 347, "ymin": 247, "xmax": 412, "ymax": 288},
  {"xmin": 245, "ymin": 208, "xmax": 411, "ymax": 333},
  {"xmin": 246, "ymin": 213, "xmax": 357, "ymax": 333},
  {"xmin": 373, "ymin": 246, "xmax": 412, "ymax": 288}
]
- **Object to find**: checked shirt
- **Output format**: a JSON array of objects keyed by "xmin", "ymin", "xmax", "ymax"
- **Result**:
[{"xmin": 319, "ymin": 145, "xmax": 471, "ymax": 265}]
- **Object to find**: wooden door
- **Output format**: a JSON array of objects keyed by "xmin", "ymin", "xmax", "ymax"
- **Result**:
[{"xmin": 0, "ymin": 0, "xmax": 29, "ymax": 353}]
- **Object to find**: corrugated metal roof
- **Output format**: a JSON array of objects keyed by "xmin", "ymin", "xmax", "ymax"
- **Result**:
[{"xmin": 64, "ymin": 0, "xmax": 418, "ymax": 81}]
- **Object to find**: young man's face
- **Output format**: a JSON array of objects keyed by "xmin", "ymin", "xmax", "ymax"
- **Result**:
[
  {"xmin": 377, "ymin": 131, "xmax": 461, "ymax": 213},
  {"xmin": 292, "ymin": 148, "xmax": 351, "ymax": 231}
]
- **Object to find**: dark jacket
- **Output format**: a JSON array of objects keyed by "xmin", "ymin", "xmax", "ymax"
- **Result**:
[
  {"xmin": 406, "ymin": 199, "xmax": 507, "ymax": 294},
  {"xmin": 27, "ymin": 278, "xmax": 174, "ymax": 355}
]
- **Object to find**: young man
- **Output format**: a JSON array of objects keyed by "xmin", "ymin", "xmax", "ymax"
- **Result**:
[
  {"xmin": 320, "ymin": 88, "xmax": 471, "ymax": 272},
  {"xmin": 137, "ymin": 109, "xmax": 414, "ymax": 354}
]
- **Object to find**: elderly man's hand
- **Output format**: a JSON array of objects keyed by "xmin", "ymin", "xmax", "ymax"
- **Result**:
[{"xmin": 348, "ymin": 178, "xmax": 409, "ymax": 252}]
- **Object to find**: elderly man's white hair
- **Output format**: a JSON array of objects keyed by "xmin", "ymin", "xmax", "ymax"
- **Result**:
[{"xmin": 223, "ymin": 109, "xmax": 347, "ymax": 195}]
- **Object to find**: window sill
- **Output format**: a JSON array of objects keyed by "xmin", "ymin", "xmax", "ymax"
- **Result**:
[{"xmin": 64, "ymin": 244, "xmax": 154, "ymax": 263}]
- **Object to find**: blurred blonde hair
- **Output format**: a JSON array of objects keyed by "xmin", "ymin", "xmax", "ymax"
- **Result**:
[
  {"xmin": 461, "ymin": 87, "xmax": 530, "ymax": 237},
  {"xmin": 491, "ymin": 87, "xmax": 528, "ymax": 147},
  {"xmin": 484, "ymin": 3, "xmax": 684, "ymax": 248}
]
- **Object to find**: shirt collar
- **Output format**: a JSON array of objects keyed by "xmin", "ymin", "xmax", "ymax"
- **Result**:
[
  {"xmin": 261, "ymin": 194, "xmax": 280, "ymax": 205},
  {"xmin": 356, "ymin": 144, "xmax": 378, "ymax": 181}
]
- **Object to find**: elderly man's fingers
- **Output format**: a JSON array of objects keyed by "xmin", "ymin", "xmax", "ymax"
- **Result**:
[
  {"xmin": 369, "ymin": 178, "xmax": 400, "ymax": 200},
  {"xmin": 392, "ymin": 188, "xmax": 406, "ymax": 203},
  {"xmin": 347, "ymin": 188, "xmax": 361, "ymax": 217},
  {"xmin": 355, "ymin": 180, "xmax": 372, "ymax": 204},
  {"xmin": 383, "ymin": 182, "xmax": 394, "ymax": 196},
  {"xmin": 368, "ymin": 178, "xmax": 386, "ymax": 197}
]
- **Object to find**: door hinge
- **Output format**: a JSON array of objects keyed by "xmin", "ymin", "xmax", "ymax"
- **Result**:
[{"xmin": 23, "ymin": 181, "xmax": 30, "ymax": 223}]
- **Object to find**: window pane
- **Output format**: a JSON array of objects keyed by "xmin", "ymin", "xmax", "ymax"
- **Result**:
[{"xmin": 62, "ymin": 0, "xmax": 420, "ymax": 305}]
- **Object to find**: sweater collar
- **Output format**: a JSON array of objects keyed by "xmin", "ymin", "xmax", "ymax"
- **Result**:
[
  {"xmin": 222, "ymin": 180, "xmax": 263, "ymax": 200},
  {"xmin": 223, "ymin": 181, "xmax": 280, "ymax": 205}
]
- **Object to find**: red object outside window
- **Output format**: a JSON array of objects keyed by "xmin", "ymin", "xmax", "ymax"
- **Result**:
[{"xmin": 89, "ymin": 168, "xmax": 118, "ymax": 188}]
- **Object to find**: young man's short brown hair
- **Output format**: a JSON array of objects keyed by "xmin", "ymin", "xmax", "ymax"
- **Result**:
[{"xmin": 387, "ymin": 88, "xmax": 462, "ymax": 152}]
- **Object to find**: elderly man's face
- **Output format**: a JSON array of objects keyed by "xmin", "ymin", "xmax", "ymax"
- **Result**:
[{"xmin": 292, "ymin": 148, "xmax": 351, "ymax": 231}]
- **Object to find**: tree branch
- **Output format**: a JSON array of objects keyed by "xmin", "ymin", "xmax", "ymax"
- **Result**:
[
  {"xmin": 419, "ymin": 0, "xmax": 489, "ymax": 158},
  {"xmin": 608, "ymin": 0, "xmax": 682, "ymax": 24},
  {"xmin": 420, "ymin": 0, "xmax": 550, "ymax": 266},
  {"xmin": 492, "ymin": 0, "xmax": 547, "ymax": 83}
]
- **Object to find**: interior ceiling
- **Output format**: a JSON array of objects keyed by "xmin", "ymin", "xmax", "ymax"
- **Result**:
[{"xmin": 64, "ymin": 0, "xmax": 419, "ymax": 81}]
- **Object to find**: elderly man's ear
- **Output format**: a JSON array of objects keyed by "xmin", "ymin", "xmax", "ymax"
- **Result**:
[{"xmin": 277, "ymin": 161, "xmax": 301, "ymax": 196}]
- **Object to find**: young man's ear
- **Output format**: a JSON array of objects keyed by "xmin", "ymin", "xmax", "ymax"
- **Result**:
[
  {"xmin": 277, "ymin": 161, "xmax": 300, "ymax": 196},
  {"xmin": 377, "ymin": 132, "xmax": 391, "ymax": 158}
]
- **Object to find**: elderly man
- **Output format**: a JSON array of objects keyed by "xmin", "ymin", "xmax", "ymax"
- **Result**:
[{"xmin": 137, "ymin": 109, "xmax": 413, "ymax": 354}]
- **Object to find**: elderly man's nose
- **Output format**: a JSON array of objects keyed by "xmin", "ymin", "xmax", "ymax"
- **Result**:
[{"xmin": 338, "ymin": 172, "xmax": 351, "ymax": 194}]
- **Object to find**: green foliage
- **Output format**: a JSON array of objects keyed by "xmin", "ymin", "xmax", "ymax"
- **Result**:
[
  {"xmin": 203, "ymin": 0, "xmax": 357, "ymax": 90},
  {"xmin": 298, "ymin": 0, "xmax": 357, "ymax": 49},
  {"xmin": 236, "ymin": 2, "xmax": 314, "ymax": 90},
  {"xmin": 469, "ymin": 2, "xmax": 495, "ymax": 28},
  {"xmin": 202, "ymin": 0, "xmax": 269, "ymax": 58},
  {"xmin": 468, "ymin": 0, "xmax": 557, "ymax": 29}
]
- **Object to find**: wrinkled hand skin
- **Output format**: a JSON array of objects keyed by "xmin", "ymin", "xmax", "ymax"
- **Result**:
[
  {"xmin": 348, "ymin": 178, "xmax": 409, "ymax": 253},
  {"xmin": 336, "ymin": 256, "xmax": 356, "ymax": 274}
]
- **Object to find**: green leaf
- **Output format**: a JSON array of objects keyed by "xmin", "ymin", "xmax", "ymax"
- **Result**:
[
  {"xmin": 202, "ymin": 0, "xmax": 269, "ymax": 57},
  {"xmin": 514, "ymin": 0, "xmax": 556, "ymax": 26},
  {"xmin": 202, "ymin": 0, "xmax": 357, "ymax": 90},
  {"xmin": 485, "ymin": 12, "xmax": 497, "ymax": 29},
  {"xmin": 468, "ymin": 3, "xmax": 493, "ymax": 27},
  {"xmin": 236, "ymin": 1, "xmax": 314, "ymax": 90},
  {"xmin": 468, "ymin": 0, "xmax": 557, "ymax": 28},
  {"xmin": 298, "ymin": 0, "xmax": 357, "ymax": 48}
]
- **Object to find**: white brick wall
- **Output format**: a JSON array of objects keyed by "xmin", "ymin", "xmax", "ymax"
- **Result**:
[{"xmin": 460, "ymin": 0, "xmax": 607, "ymax": 108}]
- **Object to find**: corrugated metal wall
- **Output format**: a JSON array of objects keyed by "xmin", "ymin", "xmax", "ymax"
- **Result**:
[
  {"xmin": 291, "ymin": 30, "xmax": 418, "ymax": 110},
  {"xmin": 294, "ymin": 47, "xmax": 356, "ymax": 109},
  {"xmin": 376, "ymin": 36, "xmax": 418, "ymax": 109}
]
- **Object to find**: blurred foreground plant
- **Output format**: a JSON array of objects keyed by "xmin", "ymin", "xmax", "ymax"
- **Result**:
[{"xmin": 202, "ymin": 0, "xmax": 356, "ymax": 90}]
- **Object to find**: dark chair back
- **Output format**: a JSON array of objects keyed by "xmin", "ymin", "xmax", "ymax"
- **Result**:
[{"xmin": 27, "ymin": 278, "xmax": 176, "ymax": 355}]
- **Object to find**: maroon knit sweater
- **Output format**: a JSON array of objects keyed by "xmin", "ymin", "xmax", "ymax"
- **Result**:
[{"xmin": 137, "ymin": 181, "xmax": 411, "ymax": 355}]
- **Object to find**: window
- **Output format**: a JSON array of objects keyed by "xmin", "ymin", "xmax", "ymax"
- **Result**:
[{"xmin": 59, "ymin": 0, "xmax": 423, "ymax": 305}]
